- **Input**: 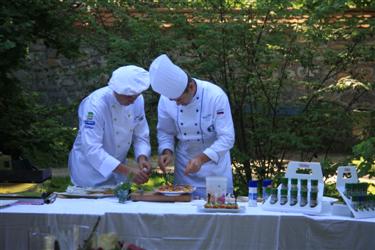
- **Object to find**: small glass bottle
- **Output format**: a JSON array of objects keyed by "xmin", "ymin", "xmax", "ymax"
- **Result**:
[
  {"xmin": 280, "ymin": 189, "xmax": 288, "ymax": 205},
  {"xmin": 310, "ymin": 190, "xmax": 318, "ymax": 208},
  {"xmin": 270, "ymin": 188, "xmax": 278, "ymax": 204},
  {"xmin": 280, "ymin": 177, "xmax": 288, "ymax": 192},
  {"xmin": 345, "ymin": 183, "xmax": 353, "ymax": 198},
  {"xmin": 300, "ymin": 190, "xmax": 308, "ymax": 207},
  {"xmin": 351, "ymin": 196, "xmax": 359, "ymax": 211},
  {"xmin": 300, "ymin": 179, "xmax": 308, "ymax": 190},
  {"xmin": 311, "ymin": 179, "xmax": 318, "ymax": 192},
  {"xmin": 290, "ymin": 178, "xmax": 298, "ymax": 206},
  {"xmin": 290, "ymin": 178, "xmax": 298, "ymax": 191},
  {"xmin": 361, "ymin": 183, "xmax": 369, "ymax": 196},
  {"xmin": 290, "ymin": 189, "xmax": 298, "ymax": 206}
]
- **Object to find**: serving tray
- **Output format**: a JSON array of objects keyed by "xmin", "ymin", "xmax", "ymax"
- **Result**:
[{"xmin": 130, "ymin": 191, "xmax": 192, "ymax": 202}]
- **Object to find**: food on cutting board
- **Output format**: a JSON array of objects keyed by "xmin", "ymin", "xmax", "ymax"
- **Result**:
[
  {"xmin": 156, "ymin": 184, "xmax": 194, "ymax": 193},
  {"xmin": 204, "ymin": 203, "xmax": 239, "ymax": 209},
  {"xmin": 204, "ymin": 193, "xmax": 239, "ymax": 209}
]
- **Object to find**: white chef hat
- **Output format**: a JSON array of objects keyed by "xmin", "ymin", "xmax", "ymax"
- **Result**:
[
  {"xmin": 108, "ymin": 65, "xmax": 150, "ymax": 95},
  {"xmin": 149, "ymin": 54, "xmax": 188, "ymax": 99}
]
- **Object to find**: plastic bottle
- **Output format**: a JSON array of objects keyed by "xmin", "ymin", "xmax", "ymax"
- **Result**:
[{"xmin": 248, "ymin": 180, "xmax": 258, "ymax": 207}]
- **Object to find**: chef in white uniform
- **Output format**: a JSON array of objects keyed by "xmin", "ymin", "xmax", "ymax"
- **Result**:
[
  {"xmin": 149, "ymin": 54, "xmax": 235, "ymax": 197},
  {"xmin": 69, "ymin": 65, "xmax": 152, "ymax": 187}
]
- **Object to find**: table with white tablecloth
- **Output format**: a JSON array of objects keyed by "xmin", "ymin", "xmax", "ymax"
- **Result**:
[{"xmin": 1, "ymin": 197, "xmax": 374, "ymax": 250}]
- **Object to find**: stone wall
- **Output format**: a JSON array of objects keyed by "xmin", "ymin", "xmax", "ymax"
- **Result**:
[
  {"xmin": 14, "ymin": 40, "xmax": 108, "ymax": 106},
  {"xmin": 14, "ymin": 40, "xmax": 375, "ymax": 111}
]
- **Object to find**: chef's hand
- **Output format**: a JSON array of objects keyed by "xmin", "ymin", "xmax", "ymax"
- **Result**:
[
  {"xmin": 128, "ymin": 167, "xmax": 149, "ymax": 185},
  {"xmin": 184, "ymin": 153, "xmax": 210, "ymax": 175},
  {"xmin": 158, "ymin": 149, "xmax": 173, "ymax": 174},
  {"xmin": 114, "ymin": 164, "xmax": 149, "ymax": 185},
  {"xmin": 137, "ymin": 155, "xmax": 152, "ymax": 174}
]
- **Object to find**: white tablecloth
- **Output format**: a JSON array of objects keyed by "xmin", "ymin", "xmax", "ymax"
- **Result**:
[{"xmin": 1, "ymin": 198, "xmax": 374, "ymax": 250}]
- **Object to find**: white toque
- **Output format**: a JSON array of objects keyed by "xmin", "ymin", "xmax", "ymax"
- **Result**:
[
  {"xmin": 149, "ymin": 54, "xmax": 188, "ymax": 99},
  {"xmin": 108, "ymin": 65, "xmax": 150, "ymax": 95}
]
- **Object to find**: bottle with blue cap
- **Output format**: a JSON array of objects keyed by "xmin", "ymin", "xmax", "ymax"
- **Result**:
[{"xmin": 248, "ymin": 180, "xmax": 258, "ymax": 207}]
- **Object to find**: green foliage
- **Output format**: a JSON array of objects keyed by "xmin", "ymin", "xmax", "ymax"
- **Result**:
[
  {"xmin": 0, "ymin": 88, "xmax": 76, "ymax": 167},
  {"xmin": 352, "ymin": 137, "xmax": 375, "ymax": 178},
  {"xmin": 0, "ymin": 0, "xmax": 84, "ymax": 166},
  {"xmin": 1, "ymin": 0, "xmax": 374, "ymax": 191}
]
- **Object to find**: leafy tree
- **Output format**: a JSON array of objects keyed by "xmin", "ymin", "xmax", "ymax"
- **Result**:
[
  {"xmin": 2, "ymin": 0, "xmax": 374, "ymax": 189},
  {"xmin": 0, "ymin": 1, "xmax": 84, "ymax": 166},
  {"xmin": 78, "ymin": 1, "xmax": 374, "ymax": 194}
]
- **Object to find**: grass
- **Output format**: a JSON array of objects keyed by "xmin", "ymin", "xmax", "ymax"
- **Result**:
[{"xmin": 43, "ymin": 173, "xmax": 173, "ymax": 193}]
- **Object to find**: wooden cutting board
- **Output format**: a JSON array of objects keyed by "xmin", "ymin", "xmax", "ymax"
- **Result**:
[{"xmin": 130, "ymin": 191, "xmax": 192, "ymax": 202}]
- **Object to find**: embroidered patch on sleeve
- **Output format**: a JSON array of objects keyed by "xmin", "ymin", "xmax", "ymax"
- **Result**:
[
  {"xmin": 84, "ymin": 111, "xmax": 95, "ymax": 128},
  {"xmin": 87, "ymin": 112, "xmax": 94, "ymax": 120}
]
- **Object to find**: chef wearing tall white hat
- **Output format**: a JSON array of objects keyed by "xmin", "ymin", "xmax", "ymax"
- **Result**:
[
  {"xmin": 69, "ymin": 65, "xmax": 152, "ymax": 187},
  {"xmin": 149, "ymin": 54, "xmax": 235, "ymax": 197}
]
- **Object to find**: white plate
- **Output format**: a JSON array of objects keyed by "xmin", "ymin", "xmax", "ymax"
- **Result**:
[
  {"xmin": 157, "ymin": 191, "xmax": 187, "ymax": 197},
  {"xmin": 57, "ymin": 192, "xmax": 114, "ymax": 199},
  {"xmin": 0, "ymin": 200, "xmax": 18, "ymax": 208},
  {"xmin": 156, "ymin": 186, "xmax": 196, "ymax": 196},
  {"xmin": 198, "ymin": 205, "xmax": 246, "ymax": 213}
]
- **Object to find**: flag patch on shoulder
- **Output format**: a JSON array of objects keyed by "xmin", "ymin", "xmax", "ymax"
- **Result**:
[{"xmin": 216, "ymin": 109, "xmax": 224, "ymax": 115}]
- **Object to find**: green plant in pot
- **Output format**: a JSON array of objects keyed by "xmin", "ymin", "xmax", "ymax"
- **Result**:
[{"xmin": 114, "ymin": 182, "xmax": 131, "ymax": 203}]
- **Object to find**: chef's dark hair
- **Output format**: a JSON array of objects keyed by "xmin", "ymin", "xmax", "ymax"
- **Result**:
[
  {"xmin": 180, "ymin": 73, "xmax": 193, "ymax": 94},
  {"xmin": 187, "ymin": 73, "xmax": 193, "ymax": 84}
]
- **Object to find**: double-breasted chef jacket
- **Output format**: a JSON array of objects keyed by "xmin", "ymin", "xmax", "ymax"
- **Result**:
[
  {"xmin": 69, "ymin": 86, "xmax": 151, "ymax": 187},
  {"xmin": 157, "ymin": 79, "xmax": 235, "ymax": 191}
]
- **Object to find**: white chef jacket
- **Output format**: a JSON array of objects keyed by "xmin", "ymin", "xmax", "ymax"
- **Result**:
[
  {"xmin": 157, "ymin": 79, "xmax": 235, "ymax": 191},
  {"xmin": 68, "ymin": 86, "xmax": 151, "ymax": 187}
]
